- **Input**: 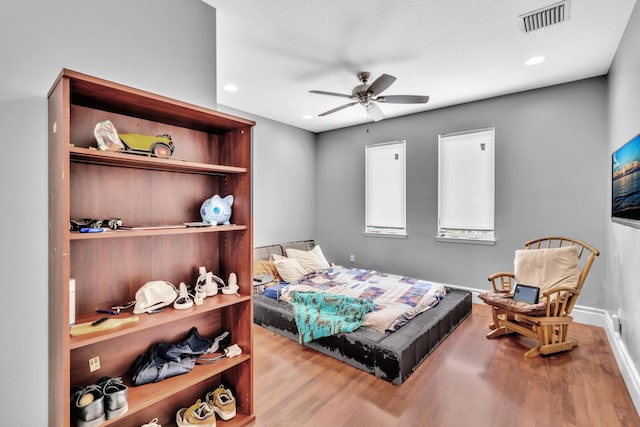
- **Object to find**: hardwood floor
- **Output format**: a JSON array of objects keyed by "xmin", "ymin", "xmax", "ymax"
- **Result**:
[{"xmin": 249, "ymin": 303, "xmax": 639, "ymax": 427}]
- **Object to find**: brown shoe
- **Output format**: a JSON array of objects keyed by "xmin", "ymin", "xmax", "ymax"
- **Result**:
[
  {"xmin": 206, "ymin": 385, "xmax": 236, "ymax": 421},
  {"xmin": 176, "ymin": 399, "xmax": 215, "ymax": 426}
]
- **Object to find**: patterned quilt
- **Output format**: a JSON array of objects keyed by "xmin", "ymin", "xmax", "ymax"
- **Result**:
[{"xmin": 279, "ymin": 265, "xmax": 447, "ymax": 335}]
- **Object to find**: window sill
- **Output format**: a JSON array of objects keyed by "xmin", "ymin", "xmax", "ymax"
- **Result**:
[
  {"xmin": 364, "ymin": 231, "xmax": 407, "ymax": 239},
  {"xmin": 435, "ymin": 236, "xmax": 495, "ymax": 245}
]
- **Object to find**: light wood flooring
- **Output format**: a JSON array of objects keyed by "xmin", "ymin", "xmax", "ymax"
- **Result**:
[{"xmin": 249, "ymin": 303, "xmax": 639, "ymax": 427}]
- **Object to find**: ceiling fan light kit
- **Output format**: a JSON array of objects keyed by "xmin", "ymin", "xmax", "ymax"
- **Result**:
[{"xmin": 309, "ymin": 71, "xmax": 429, "ymax": 122}]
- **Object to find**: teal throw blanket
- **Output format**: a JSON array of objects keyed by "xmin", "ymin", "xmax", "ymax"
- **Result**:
[{"xmin": 290, "ymin": 291, "xmax": 376, "ymax": 344}]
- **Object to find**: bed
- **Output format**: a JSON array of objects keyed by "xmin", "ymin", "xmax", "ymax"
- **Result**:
[{"xmin": 252, "ymin": 240, "xmax": 472, "ymax": 385}]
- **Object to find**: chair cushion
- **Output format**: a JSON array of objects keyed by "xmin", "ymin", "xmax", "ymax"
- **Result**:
[
  {"xmin": 514, "ymin": 246, "xmax": 580, "ymax": 292},
  {"xmin": 478, "ymin": 291, "xmax": 549, "ymax": 316}
]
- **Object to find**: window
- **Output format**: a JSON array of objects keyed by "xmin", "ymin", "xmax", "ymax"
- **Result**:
[
  {"xmin": 365, "ymin": 140, "xmax": 406, "ymax": 237},
  {"xmin": 438, "ymin": 128, "xmax": 495, "ymax": 243}
]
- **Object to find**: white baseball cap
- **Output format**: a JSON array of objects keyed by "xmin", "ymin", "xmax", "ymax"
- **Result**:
[{"xmin": 133, "ymin": 281, "xmax": 178, "ymax": 314}]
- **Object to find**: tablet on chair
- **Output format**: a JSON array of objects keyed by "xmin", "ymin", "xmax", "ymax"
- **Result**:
[{"xmin": 513, "ymin": 284, "xmax": 540, "ymax": 304}]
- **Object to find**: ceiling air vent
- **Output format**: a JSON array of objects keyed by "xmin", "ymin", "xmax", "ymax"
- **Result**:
[{"xmin": 519, "ymin": 0, "xmax": 570, "ymax": 33}]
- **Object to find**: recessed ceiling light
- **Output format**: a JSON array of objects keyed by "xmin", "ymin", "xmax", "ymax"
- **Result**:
[
  {"xmin": 302, "ymin": 114, "xmax": 313, "ymax": 119},
  {"xmin": 223, "ymin": 83, "xmax": 239, "ymax": 92},
  {"xmin": 525, "ymin": 55, "xmax": 546, "ymax": 65}
]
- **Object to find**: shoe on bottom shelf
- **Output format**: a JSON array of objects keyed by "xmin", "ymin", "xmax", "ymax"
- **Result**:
[
  {"xmin": 97, "ymin": 376, "xmax": 128, "ymax": 419},
  {"xmin": 71, "ymin": 384, "xmax": 106, "ymax": 427},
  {"xmin": 176, "ymin": 399, "xmax": 216, "ymax": 427},
  {"xmin": 141, "ymin": 417, "xmax": 162, "ymax": 427},
  {"xmin": 206, "ymin": 385, "xmax": 237, "ymax": 421}
]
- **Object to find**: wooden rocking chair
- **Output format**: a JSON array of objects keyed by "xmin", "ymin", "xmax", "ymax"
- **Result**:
[{"xmin": 479, "ymin": 237, "xmax": 599, "ymax": 357}]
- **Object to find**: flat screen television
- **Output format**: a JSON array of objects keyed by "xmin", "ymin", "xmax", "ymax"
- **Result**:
[{"xmin": 612, "ymin": 133, "xmax": 640, "ymax": 228}]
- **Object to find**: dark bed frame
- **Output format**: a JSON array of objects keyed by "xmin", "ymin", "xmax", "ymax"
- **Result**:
[{"xmin": 253, "ymin": 240, "xmax": 473, "ymax": 385}]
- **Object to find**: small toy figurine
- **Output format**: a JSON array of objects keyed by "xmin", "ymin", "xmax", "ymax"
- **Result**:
[
  {"xmin": 94, "ymin": 120, "xmax": 124, "ymax": 151},
  {"xmin": 200, "ymin": 195, "xmax": 234, "ymax": 225}
]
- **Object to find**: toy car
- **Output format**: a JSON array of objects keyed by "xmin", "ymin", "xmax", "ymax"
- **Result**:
[{"xmin": 118, "ymin": 133, "xmax": 175, "ymax": 158}]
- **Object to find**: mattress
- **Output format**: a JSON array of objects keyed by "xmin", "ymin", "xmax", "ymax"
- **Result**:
[
  {"xmin": 252, "ymin": 241, "xmax": 472, "ymax": 385},
  {"xmin": 254, "ymin": 288, "xmax": 471, "ymax": 385}
]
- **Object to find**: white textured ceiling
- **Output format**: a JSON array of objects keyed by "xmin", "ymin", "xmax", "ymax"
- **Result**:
[{"xmin": 203, "ymin": 0, "xmax": 636, "ymax": 133}]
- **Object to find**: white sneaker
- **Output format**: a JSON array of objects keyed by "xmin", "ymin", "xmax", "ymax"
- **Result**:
[{"xmin": 141, "ymin": 418, "xmax": 161, "ymax": 427}]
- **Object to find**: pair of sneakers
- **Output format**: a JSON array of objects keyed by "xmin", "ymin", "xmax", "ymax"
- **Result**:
[
  {"xmin": 175, "ymin": 384, "xmax": 237, "ymax": 426},
  {"xmin": 71, "ymin": 376, "xmax": 128, "ymax": 426}
]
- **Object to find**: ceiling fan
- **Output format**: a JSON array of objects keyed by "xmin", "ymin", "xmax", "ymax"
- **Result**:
[{"xmin": 309, "ymin": 71, "xmax": 429, "ymax": 121}]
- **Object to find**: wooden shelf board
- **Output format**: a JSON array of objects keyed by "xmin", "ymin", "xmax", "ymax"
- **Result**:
[
  {"xmin": 61, "ymin": 68, "xmax": 255, "ymax": 133},
  {"xmin": 70, "ymin": 146, "xmax": 247, "ymax": 174},
  {"xmin": 70, "ymin": 224, "xmax": 247, "ymax": 240},
  {"xmin": 102, "ymin": 355, "xmax": 252, "ymax": 426},
  {"xmin": 70, "ymin": 294, "xmax": 252, "ymax": 349}
]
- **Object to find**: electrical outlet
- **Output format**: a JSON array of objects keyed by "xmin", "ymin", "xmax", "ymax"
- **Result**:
[
  {"xmin": 612, "ymin": 308, "xmax": 623, "ymax": 333},
  {"xmin": 89, "ymin": 356, "xmax": 100, "ymax": 372},
  {"xmin": 350, "ymin": 254, "xmax": 355, "ymax": 263},
  {"xmin": 618, "ymin": 308, "xmax": 623, "ymax": 334}
]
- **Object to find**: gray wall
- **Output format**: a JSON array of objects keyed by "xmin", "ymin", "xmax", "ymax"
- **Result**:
[
  {"xmin": 218, "ymin": 106, "xmax": 317, "ymax": 247},
  {"xmin": 608, "ymin": 2, "xmax": 640, "ymax": 377},
  {"xmin": 0, "ymin": 1, "xmax": 217, "ymax": 425},
  {"xmin": 0, "ymin": 0, "xmax": 636, "ymax": 423},
  {"xmin": 315, "ymin": 77, "xmax": 608, "ymax": 308}
]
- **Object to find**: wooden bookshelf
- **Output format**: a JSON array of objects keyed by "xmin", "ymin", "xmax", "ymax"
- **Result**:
[{"xmin": 48, "ymin": 69, "xmax": 255, "ymax": 426}]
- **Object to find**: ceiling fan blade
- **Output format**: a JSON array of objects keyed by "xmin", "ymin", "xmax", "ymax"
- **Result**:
[
  {"xmin": 377, "ymin": 95, "xmax": 429, "ymax": 104},
  {"xmin": 365, "ymin": 102, "xmax": 384, "ymax": 122},
  {"xmin": 319, "ymin": 102, "xmax": 358, "ymax": 116},
  {"xmin": 309, "ymin": 90, "xmax": 353, "ymax": 99},
  {"xmin": 367, "ymin": 74, "xmax": 396, "ymax": 96}
]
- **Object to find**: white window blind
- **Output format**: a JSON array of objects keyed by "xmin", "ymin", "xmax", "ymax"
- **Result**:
[
  {"xmin": 438, "ymin": 128, "xmax": 495, "ymax": 243},
  {"xmin": 365, "ymin": 140, "xmax": 406, "ymax": 237}
]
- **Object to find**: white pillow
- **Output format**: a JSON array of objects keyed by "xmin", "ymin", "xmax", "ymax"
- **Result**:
[
  {"xmin": 311, "ymin": 245, "xmax": 331, "ymax": 269},
  {"xmin": 273, "ymin": 257, "xmax": 310, "ymax": 283},
  {"xmin": 270, "ymin": 253, "xmax": 286, "ymax": 262},
  {"xmin": 286, "ymin": 245, "xmax": 331, "ymax": 271},
  {"xmin": 514, "ymin": 246, "xmax": 580, "ymax": 291}
]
